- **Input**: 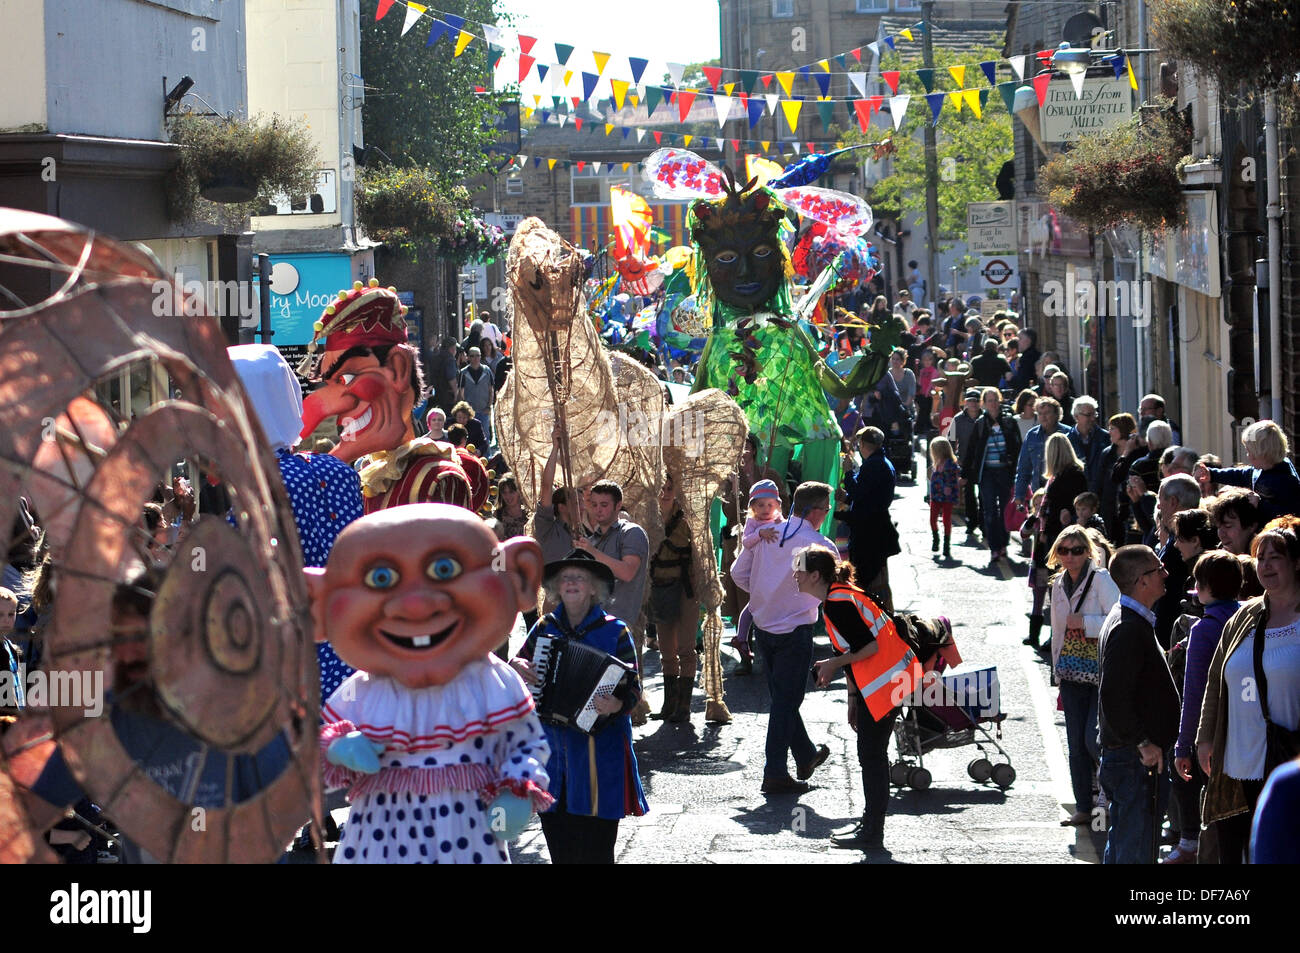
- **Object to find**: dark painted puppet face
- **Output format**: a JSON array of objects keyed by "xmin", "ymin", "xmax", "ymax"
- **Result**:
[{"xmin": 692, "ymin": 190, "xmax": 786, "ymax": 312}]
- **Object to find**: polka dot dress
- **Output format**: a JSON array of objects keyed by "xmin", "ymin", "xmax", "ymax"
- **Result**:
[
  {"xmin": 275, "ymin": 449, "xmax": 364, "ymax": 701},
  {"xmin": 324, "ymin": 659, "xmax": 552, "ymax": 865}
]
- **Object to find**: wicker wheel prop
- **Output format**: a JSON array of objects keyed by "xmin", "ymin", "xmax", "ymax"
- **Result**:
[{"xmin": 0, "ymin": 210, "xmax": 318, "ymax": 863}]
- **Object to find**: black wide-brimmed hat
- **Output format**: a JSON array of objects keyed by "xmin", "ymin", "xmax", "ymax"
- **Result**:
[{"xmin": 543, "ymin": 548, "xmax": 615, "ymax": 587}]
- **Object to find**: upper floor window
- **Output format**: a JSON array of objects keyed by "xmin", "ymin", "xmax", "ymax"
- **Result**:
[
  {"xmin": 772, "ymin": 0, "xmax": 794, "ymax": 18},
  {"xmin": 855, "ymin": 0, "xmax": 888, "ymax": 12},
  {"xmin": 894, "ymin": 0, "xmax": 921, "ymax": 11}
]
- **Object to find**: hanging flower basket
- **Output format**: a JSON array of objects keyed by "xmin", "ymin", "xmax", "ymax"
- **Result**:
[
  {"xmin": 354, "ymin": 165, "xmax": 502, "ymax": 264},
  {"xmin": 1038, "ymin": 103, "xmax": 1191, "ymax": 233},
  {"xmin": 1151, "ymin": 0, "xmax": 1300, "ymax": 96},
  {"xmin": 166, "ymin": 113, "xmax": 319, "ymax": 222}
]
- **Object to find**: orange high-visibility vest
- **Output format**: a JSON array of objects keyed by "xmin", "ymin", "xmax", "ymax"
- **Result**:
[{"xmin": 824, "ymin": 583, "xmax": 921, "ymax": 721}]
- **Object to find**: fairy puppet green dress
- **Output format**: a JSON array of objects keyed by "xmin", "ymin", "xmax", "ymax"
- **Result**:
[{"xmin": 643, "ymin": 149, "xmax": 901, "ymax": 526}]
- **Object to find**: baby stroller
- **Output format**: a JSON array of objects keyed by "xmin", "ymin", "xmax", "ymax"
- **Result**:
[
  {"xmin": 889, "ymin": 615, "xmax": 1015, "ymax": 791},
  {"xmin": 885, "ymin": 416, "xmax": 916, "ymax": 481}
]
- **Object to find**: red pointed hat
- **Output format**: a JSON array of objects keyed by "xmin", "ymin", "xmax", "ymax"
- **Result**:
[{"xmin": 298, "ymin": 278, "xmax": 409, "ymax": 377}]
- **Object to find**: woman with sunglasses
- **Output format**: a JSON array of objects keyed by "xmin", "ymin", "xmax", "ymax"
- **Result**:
[{"xmin": 1048, "ymin": 525, "xmax": 1120, "ymax": 825}]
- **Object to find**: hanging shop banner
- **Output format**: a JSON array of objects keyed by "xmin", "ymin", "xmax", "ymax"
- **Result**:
[
  {"xmin": 264, "ymin": 252, "xmax": 356, "ymax": 348},
  {"xmin": 1040, "ymin": 76, "xmax": 1133, "ymax": 144},
  {"xmin": 1018, "ymin": 200, "xmax": 1091, "ymax": 259},
  {"xmin": 966, "ymin": 200, "xmax": 1015, "ymax": 254}
]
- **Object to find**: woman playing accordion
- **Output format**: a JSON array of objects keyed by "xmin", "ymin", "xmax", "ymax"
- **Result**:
[{"xmin": 511, "ymin": 549, "xmax": 649, "ymax": 863}]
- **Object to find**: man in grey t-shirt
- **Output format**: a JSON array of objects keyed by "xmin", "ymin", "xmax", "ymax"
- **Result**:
[{"xmin": 574, "ymin": 479, "xmax": 649, "ymax": 625}]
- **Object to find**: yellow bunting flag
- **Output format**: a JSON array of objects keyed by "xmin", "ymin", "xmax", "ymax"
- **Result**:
[
  {"xmin": 605, "ymin": 123, "xmax": 614, "ymax": 135},
  {"xmin": 900, "ymin": 28, "xmax": 914, "ymax": 41},
  {"xmin": 775, "ymin": 71, "xmax": 795, "ymax": 97},
  {"xmin": 563, "ymin": 70, "xmax": 574, "ymax": 86},
  {"xmin": 817, "ymin": 59, "xmax": 830, "ymax": 72},
  {"xmin": 611, "ymin": 79, "xmax": 629, "ymax": 110},
  {"xmin": 963, "ymin": 88, "xmax": 981, "ymax": 118},
  {"xmin": 532, "ymin": 95, "xmax": 541, "ymax": 107},
  {"xmin": 683, "ymin": 134, "xmax": 693, "ymax": 147},
  {"xmin": 723, "ymin": 82, "xmax": 735, "ymax": 95},
  {"xmin": 622, "ymin": 162, "xmax": 630, "ymax": 171},
  {"xmin": 521, "ymin": 106, "xmax": 533, "ymax": 117},
  {"xmin": 454, "ymin": 30, "xmax": 474, "ymax": 56},
  {"xmin": 1126, "ymin": 57, "xmax": 1138, "ymax": 90},
  {"xmin": 948, "ymin": 65, "xmax": 965, "ymax": 88},
  {"xmin": 949, "ymin": 90, "xmax": 964, "ymax": 113},
  {"xmin": 780, "ymin": 98, "xmax": 803, "ymax": 134},
  {"xmin": 761, "ymin": 140, "xmax": 771, "ymax": 152},
  {"xmin": 592, "ymin": 51, "xmax": 610, "ymax": 76},
  {"xmin": 547, "ymin": 158, "xmax": 557, "ymax": 170},
  {"xmin": 630, "ymin": 94, "xmax": 639, "ymax": 106}
]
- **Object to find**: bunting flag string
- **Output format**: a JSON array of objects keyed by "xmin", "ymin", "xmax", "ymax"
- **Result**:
[{"xmin": 380, "ymin": 2, "xmax": 1046, "ymax": 90}]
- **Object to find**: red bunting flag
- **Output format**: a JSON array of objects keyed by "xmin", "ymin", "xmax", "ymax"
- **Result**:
[
  {"xmin": 676, "ymin": 89, "xmax": 698, "ymax": 121},
  {"xmin": 1033, "ymin": 72, "xmax": 1051, "ymax": 106},
  {"xmin": 882, "ymin": 71, "xmax": 901, "ymax": 94},
  {"xmin": 703, "ymin": 66, "xmax": 723, "ymax": 91},
  {"xmin": 653, "ymin": 130, "xmax": 663, "ymax": 144},
  {"xmin": 851, "ymin": 47, "xmax": 863, "ymax": 62},
  {"xmin": 517, "ymin": 34, "xmax": 536, "ymax": 55},
  {"xmin": 853, "ymin": 99, "xmax": 872, "ymax": 132},
  {"xmin": 730, "ymin": 138, "xmax": 741, "ymax": 150},
  {"xmin": 575, "ymin": 117, "xmax": 583, "ymax": 130},
  {"xmin": 1036, "ymin": 49, "xmax": 1054, "ymax": 64},
  {"xmin": 577, "ymin": 161, "xmax": 586, "ymax": 172},
  {"xmin": 376, "ymin": 0, "xmax": 395, "ymax": 20},
  {"xmin": 518, "ymin": 54, "xmax": 536, "ymax": 82},
  {"xmin": 571, "ymin": 96, "xmax": 581, "ymax": 109},
  {"xmin": 868, "ymin": 94, "xmax": 884, "ymax": 117},
  {"xmin": 760, "ymin": 73, "xmax": 773, "ymax": 88}
]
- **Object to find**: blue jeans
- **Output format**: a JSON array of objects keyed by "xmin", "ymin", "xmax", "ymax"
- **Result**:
[
  {"xmin": 1100, "ymin": 744, "xmax": 1170, "ymax": 864},
  {"xmin": 475, "ymin": 412, "xmax": 494, "ymax": 446},
  {"xmin": 1060, "ymin": 680, "xmax": 1100, "ymax": 815},
  {"xmin": 753, "ymin": 622, "xmax": 818, "ymax": 781},
  {"xmin": 978, "ymin": 466, "xmax": 1013, "ymax": 552}
]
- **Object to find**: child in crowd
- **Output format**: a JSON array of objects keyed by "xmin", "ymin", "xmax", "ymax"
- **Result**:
[
  {"xmin": 1072, "ymin": 492, "xmax": 1107, "ymax": 534},
  {"xmin": 917, "ymin": 349, "xmax": 940, "ymax": 436},
  {"xmin": 1019, "ymin": 488, "xmax": 1047, "ymax": 559},
  {"xmin": 0, "ymin": 587, "xmax": 22, "ymax": 714},
  {"xmin": 742, "ymin": 480, "xmax": 785, "ymax": 550},
  {"xmin": 928, "ymin": 437, "xmax": 960, "ymax": 560}
]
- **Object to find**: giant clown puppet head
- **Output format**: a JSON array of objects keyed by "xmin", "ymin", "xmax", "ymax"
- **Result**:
[
  {"xmin": 298, "ymin": 280, "xmax": 420, "ymax": 464},
  {"xmin": 304, "ymin": 504, "xmax": 544, "ymax": 690}
]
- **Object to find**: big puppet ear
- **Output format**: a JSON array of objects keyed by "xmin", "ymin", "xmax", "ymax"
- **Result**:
[
  {"xmin": 498, "ymin": 536, "xmax": 544, "ymax": 613},
  {"xmin": 383, "ymin": 345, "xmax": 414, "ymax": 398},
  {"xmin": 303, "ymin": 567, "xmax": 329, "ymax": 643}
]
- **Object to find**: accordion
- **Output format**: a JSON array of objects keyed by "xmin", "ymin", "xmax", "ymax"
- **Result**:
[{"xmin": 530, "ymin": 635, "xmax": 635, "ymax": 734}]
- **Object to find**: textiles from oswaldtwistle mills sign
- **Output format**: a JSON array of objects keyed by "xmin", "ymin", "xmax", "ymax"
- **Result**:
[{"xmin": 1040, "ymin": 77, "xmax": 1133, "ymax": 144}]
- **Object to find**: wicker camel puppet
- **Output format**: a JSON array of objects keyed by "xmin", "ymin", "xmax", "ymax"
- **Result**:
[{"xmin": 495, "ymin": 218, "xmax": 747, "ymax": 725}]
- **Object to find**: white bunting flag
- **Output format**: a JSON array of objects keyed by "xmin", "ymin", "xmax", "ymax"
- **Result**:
[
  {"xmin": 1009, "ymin": 55, "xmax": 1027, "ymax": 81},
  {"xmin": 847, "ymin": 72, "xmax": 867, "ymax": 98},
  {"xmin": 713, "ymin": 94, "xmax": 735, "ymax": 126},
  {"xmin": 666, "ymin": 62, "xmax": 685, "ymax": 86},
  {"xmin": 764, "ymin": 93, "xmax": 780, "ymax": 115},
  {"xmin": 400, "ymin": 2, "xmax": 426, "ymax": 36},
  {"xmin": 1069, "ymin": 69, "xmax": 1086, "ymax": 98},
  {"xmin": 636, "ymin": 127, "xmax": 646, "ymax": 142},
  {"xmin": 889, "ymin": 94, "xmax": 910, "ymax": 130}
]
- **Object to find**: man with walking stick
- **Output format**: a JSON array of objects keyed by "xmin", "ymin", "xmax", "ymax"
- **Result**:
[{"xmin": 1097, "ymin": 546, "xmax": 1182, "ymax": 863}]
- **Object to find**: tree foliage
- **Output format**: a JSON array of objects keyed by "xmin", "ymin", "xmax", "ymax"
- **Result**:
[
  {"xmin": 1151, "ymin": 0, "xmax": 1300, "ymax": 97},
  {"xmin": 841, "ymin": 42, "xmax": 1013, "ymax": 249},
  {"xmin": 360, "ymin": 0, "xmax": 514, "ymax": 187}
]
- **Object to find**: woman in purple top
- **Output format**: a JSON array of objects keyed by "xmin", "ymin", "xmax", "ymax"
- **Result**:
[{"xmin": 1169, "ymin": 550, "xmax": 1241, "ymax": 864}]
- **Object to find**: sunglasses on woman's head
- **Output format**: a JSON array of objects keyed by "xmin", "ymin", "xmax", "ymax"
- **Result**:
[{"xmin": 1058, "ymin": 545, "xmax": 1088, "ymax": 556}]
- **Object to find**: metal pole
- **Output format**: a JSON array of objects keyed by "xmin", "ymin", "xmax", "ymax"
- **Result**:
[
  {"xmin": 1265, "ymin": 90, "xmax": 1283, "ymax": 424},
  {"xmin": 256, "ymin": 253, "xmax": 272, "ymax": 345},
  {"xmin": 921, "ymin": 1, "xmax": 941, "ymax": 317}
]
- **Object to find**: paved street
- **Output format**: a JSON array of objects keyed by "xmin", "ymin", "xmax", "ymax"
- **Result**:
[{"xmin": 507, "ymin": 443, "xmax": 1108, "ymax": 864}]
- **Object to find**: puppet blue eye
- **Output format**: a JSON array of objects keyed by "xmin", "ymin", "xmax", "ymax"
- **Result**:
[
  {"xmin": 363, "ymin": 566, "xmax": 399, "ymax": 589},
  {"xmin": 427, "ymin": 557, "xmax": 462, "ymax": 581}
]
